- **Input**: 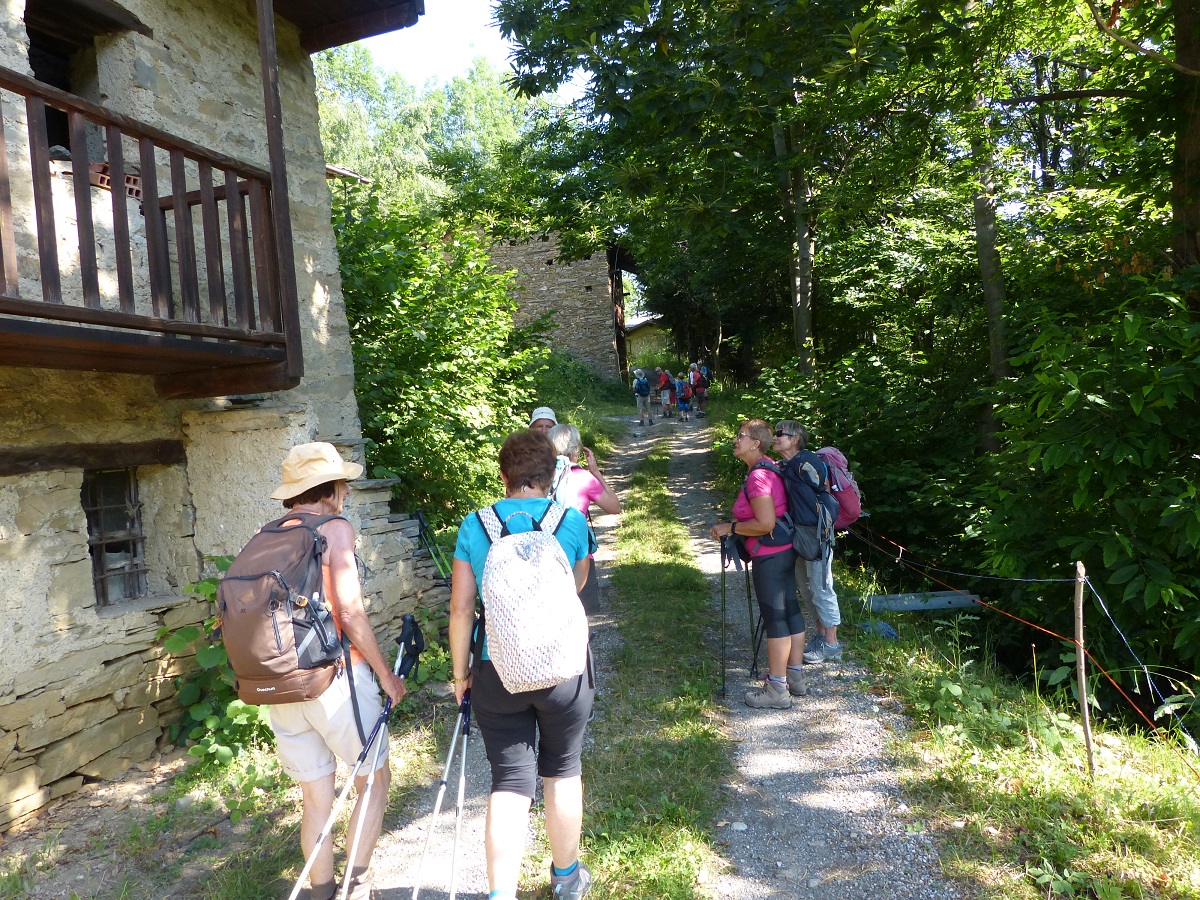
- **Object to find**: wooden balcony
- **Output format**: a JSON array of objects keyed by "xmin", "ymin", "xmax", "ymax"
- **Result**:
[{"xmin": 0, "ymin": 65, "xmax": 302, "ymax": 399}]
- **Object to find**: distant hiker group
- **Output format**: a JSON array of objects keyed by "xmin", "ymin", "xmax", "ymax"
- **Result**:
[{"xmin": 631, "ymin": 361, "xmax": 709, "ymax": 425}]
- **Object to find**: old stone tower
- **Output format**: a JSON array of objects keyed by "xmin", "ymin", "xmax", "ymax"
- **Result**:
[{"xmin": 489, "ymin": 234, "xmax": 627, "ymax": 380}]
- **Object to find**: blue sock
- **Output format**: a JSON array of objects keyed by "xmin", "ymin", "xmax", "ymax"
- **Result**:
[
  {"xmin": 552, "ymin": 861, "xmax": 579, "ymax": 877},
  {"xmin": 489, "ymin": 891, "xmax": 517, "ymax": 900},
  {"xmin": 787, "ymin": 664, "xmax": 803, "ymax": 672},
  {"xmin": 767, "ymin": 673, "xmax": 786, "ymax": 685}
]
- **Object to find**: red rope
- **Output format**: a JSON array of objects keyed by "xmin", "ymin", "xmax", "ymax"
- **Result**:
[{"xmin": 846, "ymin": 526, "xmax": 1200, "ymax": 782}]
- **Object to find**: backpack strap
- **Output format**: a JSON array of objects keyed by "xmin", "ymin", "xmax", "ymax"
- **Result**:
[
  {"xmin": 476, "ymin": 505, "xmax": 504, "ymax": 543},
  {"xmin": 537, "ymin": 499, "xmax": 569, "ymax": 535}
]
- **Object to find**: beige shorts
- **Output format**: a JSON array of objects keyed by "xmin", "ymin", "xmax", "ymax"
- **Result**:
[{"xmin": 266, "ymin": 662, "xmax": 387, "ymax": 782}]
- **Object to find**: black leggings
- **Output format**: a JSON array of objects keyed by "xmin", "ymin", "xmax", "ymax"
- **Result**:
[{"xmin": 751, "ymin": 548, "xmax": 805, "ymax": 639}]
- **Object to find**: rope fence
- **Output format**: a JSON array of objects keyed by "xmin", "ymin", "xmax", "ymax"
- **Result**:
[{"xmin": 843, "ymin": 522, "xmax": 1200, "ymax": 782}]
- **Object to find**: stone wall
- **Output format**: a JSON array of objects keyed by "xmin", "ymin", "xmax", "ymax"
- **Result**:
[
  {"xmin": 0, "ymin": 0, "xmax": 444, "ymax": 831},
  {"xmin": 489, "ymin": 235, "xmax": 619, "ymax": 379}
]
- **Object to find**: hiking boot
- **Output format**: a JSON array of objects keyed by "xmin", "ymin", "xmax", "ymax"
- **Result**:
[
  {"xmin": 803, "ymin": 638, "xmax": 843, "ymax": 665},
  {"xmin": 551, "ymin": 861, "xmax": 593, "ymax": 899},
  {"xmin": 745, "ymin": 678, "xmax": 791, "ymax": 709},
  {"xmin": 786, "ymin": 666, "xmax": 808, "ymax": 696},
  {"xmin": 341, "ymin": 867, "xmax": 371, "ymax": 900}
]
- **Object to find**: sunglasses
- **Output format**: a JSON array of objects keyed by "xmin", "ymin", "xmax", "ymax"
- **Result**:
[{"xmin": 774, "ymin": 431, "xmax": 795, "ymax": 438}]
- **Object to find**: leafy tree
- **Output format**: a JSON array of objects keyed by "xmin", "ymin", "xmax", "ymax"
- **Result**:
[{"xmin": 334, "ymin": 186, "xmax": 547, "ymax": 519}]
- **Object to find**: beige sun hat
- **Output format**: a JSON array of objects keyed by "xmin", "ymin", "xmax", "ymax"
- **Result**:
[{"xmin": 270, "ymin": 441, "xmax": 363, "ymax": 500}]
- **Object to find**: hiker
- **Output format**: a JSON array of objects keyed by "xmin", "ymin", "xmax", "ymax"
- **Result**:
[
  {"xmin": 675, "ymin": 372, "xmax": 692, "ymax": 421},
  {"xmin": 549, "ymin": 423, "xmax": 622, "ymax": 614},
  {"xmin": 530, "ymin": 406, "xmax": 558, "ymax": 435},
  {"xmin": 263, "ymin": 443, "xmax": 407, "ymax": 900},
  {"xmin": 689, "ymin": 362, "xmax": 708, "ymax": 417},
  {"xmin": 632, "ymin": 368, "xmax": 654, "ymax": 427},
  {"xmin": 655, "ymin": 367, "xmax": 672, "ymax": 417},
  {"xmin": 773, "ymin": 421, "xmax": 843, "ymax": 664},
  {"xmin": 709, "ymin": 419, "xmax": 807, "ymax": 707},
  {"xmin": 449, "ymin": 430, "xmax": 596, "ymax": 900}
]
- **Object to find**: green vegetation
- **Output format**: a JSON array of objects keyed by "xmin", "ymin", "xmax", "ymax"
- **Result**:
[{"xmin": 834, "ymin": 563, "xmax": 1200, "ymax": 899}]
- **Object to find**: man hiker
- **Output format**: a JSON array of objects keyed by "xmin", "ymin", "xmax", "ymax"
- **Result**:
[
  {"xmin": 530, "ymin": 406, "xmax": 558, "ymax": 434},
  {"xmin": 264, "ymin": 442, "xmax": 407, "ymax": 900}
]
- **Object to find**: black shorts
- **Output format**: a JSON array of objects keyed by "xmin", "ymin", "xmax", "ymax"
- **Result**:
[
  {"xmin": 472, "ymin": 655, "xmax": 595, "ymax": 798},
  {"xmin": 578, "ymin": 557, "xmax": 599, "ymax": 614}
]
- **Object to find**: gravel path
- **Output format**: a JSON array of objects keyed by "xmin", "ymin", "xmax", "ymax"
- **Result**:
[
  {"xmin": 3, "ymin": 416, "xmax": 966, "ymax": 899},
  {"xmin": 667, "ymin": 420, "xmax": 967, "ymax": 900}
]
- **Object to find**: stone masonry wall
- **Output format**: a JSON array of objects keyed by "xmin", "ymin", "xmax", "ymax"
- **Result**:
[
  {"xmin": 0, "ymin": 1, "xmax": 442, "ymax": 830},
  {"xmin": 489, "ymin": 235, "xmax": 618, "ymax": 379}
]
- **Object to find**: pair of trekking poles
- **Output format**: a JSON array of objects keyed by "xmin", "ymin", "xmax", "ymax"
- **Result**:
[
  {"xmin": 286, "ymin": 614, "xmax": 425, "ymax": 900},
  {"xmin": 286, "ymin": 612, "xmax": 476, "ymax": 900},
  {"xmin": 719, "ymin": 535, "xmax": 766, "ymax": 696}
]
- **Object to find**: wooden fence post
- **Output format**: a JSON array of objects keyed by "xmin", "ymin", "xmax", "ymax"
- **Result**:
[{"xmin": 1074, "ymin": 560, "xmax": 1096, "ymax": 778}]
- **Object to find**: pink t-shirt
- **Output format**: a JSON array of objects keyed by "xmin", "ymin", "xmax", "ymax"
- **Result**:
[
  {"xmin": 556, "ymin": 465, "xmax": 605, "ymax": 517},
  {"xmin": 731, "ymin": 463, "xmax": 789, "ymax": 557}
]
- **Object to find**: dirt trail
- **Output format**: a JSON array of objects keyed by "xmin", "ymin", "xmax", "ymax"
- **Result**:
[{"xmin": 2, "ymin": 413, "xmax": 966, "ymax": 899}]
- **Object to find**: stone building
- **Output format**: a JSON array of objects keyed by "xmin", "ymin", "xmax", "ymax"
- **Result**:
[
  {"xmin": 0, "ymin": 0, "xmax": 447, "ymax": 831},
  {"xmin": 489, "ymin": 234, "xmax": 631, "ymax": 381}
]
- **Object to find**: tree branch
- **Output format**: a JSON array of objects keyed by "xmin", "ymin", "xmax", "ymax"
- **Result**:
[
  {"xmin": 1081, "ymin": 0, "xmax": 1200, "ymax": 77},
  {"xmin": 997, "ymin": 89, "xmax": 1144, "ymax": 105}
]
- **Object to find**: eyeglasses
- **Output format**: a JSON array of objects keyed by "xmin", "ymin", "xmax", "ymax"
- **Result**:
[
  {"xmin": 735, "ymin": 433, "xmax": 751, "ymax": 441},
  {"xmin": 774, "ymin": 431, "xmax": 795, "ymax": 438}
]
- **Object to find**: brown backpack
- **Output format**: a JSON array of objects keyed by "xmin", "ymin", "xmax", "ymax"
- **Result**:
[{"xmin": 217, "ymin": 513, "xmax": 352, "ymax": 705}]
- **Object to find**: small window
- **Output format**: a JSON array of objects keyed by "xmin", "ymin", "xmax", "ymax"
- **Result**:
[{"xmin": 81, "ymin": 468, "xmax": 148, "ymax": 606}]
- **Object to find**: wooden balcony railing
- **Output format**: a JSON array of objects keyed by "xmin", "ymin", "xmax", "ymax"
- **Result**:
[{"xmin": 0, "ymin": 65, "xmax": 302, "ymax": 398}]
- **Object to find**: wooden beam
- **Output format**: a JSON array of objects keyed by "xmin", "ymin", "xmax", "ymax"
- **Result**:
[
  {"xmin": 154, "ymin": 361, "xmax": 299, "ymax": 399},
  {"xmin": 106, "ymin": 125, "xmax": 135, "ymax": 312},
  {"xmin": 0, "ymin": 94, "xmax": 19, "ymax": 296},
  {"xmin": 298, "ymin": 2, "xmax": 424, "ymax": 53},
  {"xmin": 26, "ymin": 96, "xmax": 60, "ymax": 303},
  {"xmin": 70, "ymin": 112, "xmax": 101, "ymax": 308},
  {"xmin": 0, "ymin": 440, "xmax": 184, "ymax": 477},
  {"xmin": 256, "ymin": 0, "xmax": 304, "ymax": 379},
  {"xmin": 0, "ymin": 64, "xmax": 270, "ymax": 183},
  {"xmin": 0, "ymin": 294, "xmax": 285, "ymax": 342}
]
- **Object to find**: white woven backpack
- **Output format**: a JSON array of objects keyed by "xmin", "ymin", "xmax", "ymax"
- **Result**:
[{"xmin": 477, "ymin": 502, "xmax": 588, "ymax": 693}]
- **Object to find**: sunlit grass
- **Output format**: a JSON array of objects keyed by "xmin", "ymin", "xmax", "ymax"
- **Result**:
[
  {"xmin": 839, "ymin": 561, "xmax": 1200, "ymax": 900},
  {"xmin": 576, "ymin": 440, "xmax": 732, "ymax": 898}
]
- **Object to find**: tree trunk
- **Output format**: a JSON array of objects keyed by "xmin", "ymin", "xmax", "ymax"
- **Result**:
[
  {"xmin": 1173, "ymin": 0, "xmax": 1200, "ymax": 296},
  {"xmin": 773, "ymin": 120, "xmax": 814, "ymax": 370},
  {"xmin": 971, "ymin": 107, "xmax": 1010, "ymax": 454}
]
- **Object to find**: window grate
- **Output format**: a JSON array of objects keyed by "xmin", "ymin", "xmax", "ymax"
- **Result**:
[{"xmin": 81, "ymin": 469, "xmax": 148, "ymax": 607}]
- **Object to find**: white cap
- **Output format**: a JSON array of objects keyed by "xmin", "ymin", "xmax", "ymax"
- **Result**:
[{"xmin": 529, "ymin": 406, "xmax": 557, "ymax": 426}]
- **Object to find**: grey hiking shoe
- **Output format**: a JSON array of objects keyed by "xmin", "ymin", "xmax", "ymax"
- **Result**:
[
  {"xmin": 803, "ymin": 637, "xmax": 843, "ymax": 665},
  {"xmin": 551, "ymin": 861, "xmax": 593, "ymax": 899},
  {"xmin": 745, "ymin": 678, "xmax": 791, "ymax": 709},
  {"xmin": 786, "ymin": 666, "xmax": 808, "ymax": 696}
]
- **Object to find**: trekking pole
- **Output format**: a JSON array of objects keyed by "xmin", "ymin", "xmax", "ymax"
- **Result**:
[
  {"xmin": 447, "ymin": 690, "xmax": 472, "ymax": 900},
  {"xmin": 416, "ymin": 510, "xmax": 452, "ymax": 587},
  {"xmin": 288, "ymin": 615, "xmax": 425, "ymax": 900},
  {"xmin": 719, "ymin": 536, "xmax": 729, "ymax": 696},
  {"xmin": 411, "ymin": 689, "xmax": 472, "ymax": 900}
]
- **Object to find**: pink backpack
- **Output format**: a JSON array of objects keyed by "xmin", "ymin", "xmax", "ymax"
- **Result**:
[{"xmin": 815, "ymin": 447, "xmax": 862, "ymax": 530}]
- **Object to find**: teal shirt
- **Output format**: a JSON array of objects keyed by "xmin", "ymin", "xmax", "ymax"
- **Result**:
[{"xmin": 454, "ymin": 498, "xmax": 592, "ymax": 659}]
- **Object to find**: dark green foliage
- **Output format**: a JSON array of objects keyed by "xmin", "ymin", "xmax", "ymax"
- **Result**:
[
  {"xmin": 334, "ymin": 186, "xmax": 548, "ymax": 521},
  {"xmin": 158, "ymin": 558, "xmax": 274, "ymax": 774},
  {"xmin": 982, "ymin": 276, "xmax": 1200, "ymax": 688}
]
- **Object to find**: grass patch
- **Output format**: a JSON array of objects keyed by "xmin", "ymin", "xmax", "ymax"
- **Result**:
[
  {"xmin": 578, "ymin": 440, "xmax": 732, "ymax": 898},
  {"xmin": 834, "ymin": 561, "xmax": 1200, "ymax": 900}
]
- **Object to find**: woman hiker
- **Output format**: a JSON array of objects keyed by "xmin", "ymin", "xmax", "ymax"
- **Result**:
[
  {"xmin": 548, "ymin": 423, "xmax": 622, "ymax": 615},
  {"xmin": 449, "ymin": 430, "xmax": 596, "ymax": 900},
  {"xmin": 709, "ymin": 418, "xmax": 807, "ymax": 707}
]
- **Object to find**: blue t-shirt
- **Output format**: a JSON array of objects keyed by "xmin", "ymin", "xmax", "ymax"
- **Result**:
[{"xmin": 455, "ymin": 498, "xmax": 592, "ymax": 660}]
